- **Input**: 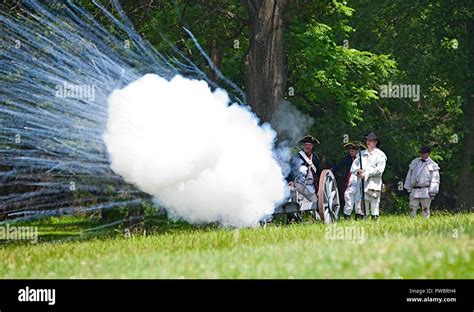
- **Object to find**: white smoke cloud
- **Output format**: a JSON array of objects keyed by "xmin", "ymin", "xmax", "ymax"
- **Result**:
[
  {"xmin": 270, "ymin": 101, "xmax": 315, "ymax": 177},
  {"xmin": 103, "ymin": 74, "xmax": 286, "ymax": 227},
  {"xmin": 270, "ymin": 101, "xmax": 314, "ymax": 143}
]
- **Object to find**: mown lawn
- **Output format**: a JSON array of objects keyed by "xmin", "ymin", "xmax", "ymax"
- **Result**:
[{"xmin": 0, "ymin": 213, "xmax": 472, "ymax": 278}]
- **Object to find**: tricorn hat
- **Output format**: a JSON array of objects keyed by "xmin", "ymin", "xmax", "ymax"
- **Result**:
[
  {"xmin": 297, "ymin": 135, "xmax": 320, "ymax": 144},
  {"xmin": 419, "ymin": 146, "xmax": 431, "ymax": 154},
  {"xmin": 364, "ymin": 132, "xmax": 381, "ymax": 147},
  {"xmin": 344, "ymin": 141, "xmax": 364, "ymax": 150}
]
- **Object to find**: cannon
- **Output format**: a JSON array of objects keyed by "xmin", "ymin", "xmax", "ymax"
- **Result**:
[{"xmin": 263, "ymin": 169, "xmax": 341, "ymax": 224}]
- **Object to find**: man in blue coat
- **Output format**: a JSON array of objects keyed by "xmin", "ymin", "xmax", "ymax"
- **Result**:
[
  {"xmin": 288, "ymin": 135, "xmax": 322, "ymax": 201},
  {"xmin": 331, "ymin": 142, "xmax": 361, "ymax": 220}
]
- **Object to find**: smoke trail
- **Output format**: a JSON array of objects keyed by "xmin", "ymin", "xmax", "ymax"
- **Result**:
[{"xmin": 0, "ymin": 1, "xmax": 286, "ymax": 227}]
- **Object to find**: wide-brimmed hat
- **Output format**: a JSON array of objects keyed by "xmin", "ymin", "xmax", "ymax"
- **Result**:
[{"xmin": 364, "ymin": 132, "xmax": 381, "ymax": 147}]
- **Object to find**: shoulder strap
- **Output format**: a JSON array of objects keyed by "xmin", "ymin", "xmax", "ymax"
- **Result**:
[{"xmin": 298, "ymin": 151, "xmax": 318, "ymax": 174}]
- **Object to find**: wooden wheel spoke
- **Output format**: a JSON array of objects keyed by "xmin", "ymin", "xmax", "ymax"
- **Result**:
[{"xmin": 318, "ymin": 169, "xmax": 340, "ymax": 223}]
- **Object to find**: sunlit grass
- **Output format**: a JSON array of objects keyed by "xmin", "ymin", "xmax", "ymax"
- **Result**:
[{"xmin": 0, "ymin": 213, "xmax": 472, "ymax": 278}]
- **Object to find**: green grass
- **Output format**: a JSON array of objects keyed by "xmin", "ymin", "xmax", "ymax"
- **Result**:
[{"xmin": 0, "ymin": 213, "xmax": 472, "ymax": 278}]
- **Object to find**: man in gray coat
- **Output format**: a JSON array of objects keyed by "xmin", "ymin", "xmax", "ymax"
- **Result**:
[{"xmin": 404, "ymin": 146, "xmax": 440, "ymax": 218}]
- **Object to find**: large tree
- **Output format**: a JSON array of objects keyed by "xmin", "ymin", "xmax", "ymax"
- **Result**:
[{"xmin": 244, "ymin": 0, "xmax": 289, "ymax": 122}]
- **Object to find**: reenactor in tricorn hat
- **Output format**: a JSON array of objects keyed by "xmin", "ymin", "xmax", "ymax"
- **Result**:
[
  {"xmin": 287, "ymin": 135, "xmax": 322, "ymax": 202},
  {"xmin": 331, "ymin": 141, "xmax": 363, "ymax": 220},
  {"xmin": 404, "ymin": 146, "xmax": 440, "ymax": 218}
]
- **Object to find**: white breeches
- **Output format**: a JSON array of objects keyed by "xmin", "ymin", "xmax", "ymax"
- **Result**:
[
  {"xmin": 362, "ymin": 190, "xmax": 381, "ymax": 216},
  {"xmin": 343, "ymin": 187, "xmax": 361, "ymax": 215}
]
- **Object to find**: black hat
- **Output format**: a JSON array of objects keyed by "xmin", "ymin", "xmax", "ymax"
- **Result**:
[
  {"xmin": 364, "ymin": 132, "xmax": 381, "ymax": 147},
  {"xmin": 297, "ymin": 135, "xmax": 320, "ymax": 144},
  {"xmin": 344, "ymin": 141, "xmax": 362, "ymax": 149},
  {"xmin": 419, "ymin": 146, "xmax": 431, "ymax": 154}
]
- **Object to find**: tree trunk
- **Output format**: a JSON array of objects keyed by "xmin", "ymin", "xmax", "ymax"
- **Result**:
[
  {"xmin": 209, "ymin": 39, "xmax": 222, "ymax": 83},
  {"xmin": 457, "ymin": 19, "xmax": 474, "ymax": 211},
  {"xmin": 244, "ymin": 0, "xmax": 289, "ymax": 122}
]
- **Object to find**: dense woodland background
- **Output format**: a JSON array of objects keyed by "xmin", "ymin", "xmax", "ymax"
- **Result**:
[{"xmin": 1, "ymin": 0, "xmax": 473, "ymax": 215}]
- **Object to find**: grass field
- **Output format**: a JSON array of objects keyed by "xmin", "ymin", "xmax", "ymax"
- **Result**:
[{"xmin": 0, "ymin": 213, "xmax": 472, "ymax": 278}]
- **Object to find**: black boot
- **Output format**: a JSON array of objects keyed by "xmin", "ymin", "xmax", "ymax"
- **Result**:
[
  {"xmin": 355, "ymin": 213, "xmax": 363, "ymax": 220},
  {"xmin": 343, "ymin": 213, "xmax": 350, "ymax": 220},
  {"xmin": 371, "ymin": 215, "xmax": 379, "ymax": 221}
]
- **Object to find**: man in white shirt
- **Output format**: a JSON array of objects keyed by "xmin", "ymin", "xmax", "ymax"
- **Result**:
[
  {"xmin": 351, "ymin": 132, "xmax": 387, "ymax": 220},
  {"xmin": 404, "ymin": 146, "xmax": 440, "ymax": 218}
]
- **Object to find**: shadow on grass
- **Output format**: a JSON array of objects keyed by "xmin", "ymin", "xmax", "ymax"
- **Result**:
[
  {"xmin": 0, "ymin": 213, "xmax": 218, "ymax": 246},
  {"xmin": 1, "ymin": 210, "xmax": 470, "ymax": 246}
]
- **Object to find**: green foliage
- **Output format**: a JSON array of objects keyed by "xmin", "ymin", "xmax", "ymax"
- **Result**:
[
  {"xmin": 348, "ymin": 0, "xmax": 473, "ymax": 208},
  {"xmin": 132, "ymin": 0, "xmax": 248, "ymax": 89},
  {"xmin": 286, "ymin": 4, "xmax": 398, "ymax": 125}
]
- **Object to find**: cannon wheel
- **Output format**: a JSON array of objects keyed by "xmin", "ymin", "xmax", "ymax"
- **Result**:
[{"xmin": 317, "ymin": 169, "xmax": 340, "ymax": 223}]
